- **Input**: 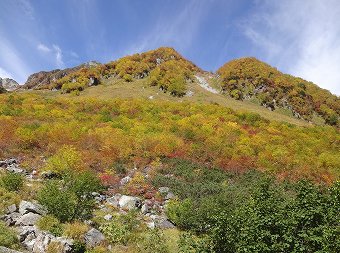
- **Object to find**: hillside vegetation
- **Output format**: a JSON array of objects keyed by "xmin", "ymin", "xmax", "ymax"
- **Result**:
[
  {"xmin": 217, "ymin": 57, "xmax": 340, "ymax": 126},
  {"xmin": 31, "ymin": 47, "xmax": 200, "ymax": 97},
  {"xmin": 0, "ymin": 93, "xmax": 338, "ymax": 183}
]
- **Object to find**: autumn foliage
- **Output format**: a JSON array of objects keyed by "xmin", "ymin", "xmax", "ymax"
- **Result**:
[
  {"xmin": 217, "ymin": 57, "xmax": 340, "ymax": 126},
  {"xmin": 0, "ymin": 92, "xmax": 339, "ymax": 184}
]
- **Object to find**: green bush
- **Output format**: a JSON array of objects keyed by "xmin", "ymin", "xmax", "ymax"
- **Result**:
[
  {"xmin": 178, "ymin": 232, "xmax": 214, "ymax": 253},
  {"xmin": 37, "ymin": 170, "xmax": 102, "ymax": 222},
  {"xmin": 37, "ymin": 215, "xmax": 63, "ymax": 236},
  {"xmin": 100, "ymin": 211, "xmax": 140, "ymax": 245},
  {"xmin": 0, "ymin": 221, "xmax": 18, "ymax": 248},
  {"xmin": 138, "ymin": 229, "xmax": 169, "ymax": 253},
  {"xmin": 1, "ymin": 172, "xmax": 24, "ymax": 192}
]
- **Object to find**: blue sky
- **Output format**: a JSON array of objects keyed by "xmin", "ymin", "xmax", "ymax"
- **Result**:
[{"xmin": 0, "ymin": 0, "xmax": 339, "ymax": 95}]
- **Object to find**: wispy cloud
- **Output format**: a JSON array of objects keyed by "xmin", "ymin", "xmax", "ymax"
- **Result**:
[
  {"xmin": 37, "ymin": 43, "xmax": 52, "ymax": 53},
  {"xmin": 242, "ymin": 0, "xmax": 340, "ymax": 95},
  {"xmin": 125, "ymin": 0, "xmax": 210, "ymax": 55},
  {"xmin": 0, "ymin": 67, "xmax": 13, "ymax": 79},
  {"xmin": 17, "ymin": 0, "xmax": 35, "ymax": 20},
  {"xmin": 37, "ymin": 43, "xmax": 65, "ymax": 68},
  {"xmin": 0, "ymin": 36, "xmax": 31, "ymax": 83},
  {"xmin": 52, "ymin": 45, "xmax": 64, "ymax": 68}
]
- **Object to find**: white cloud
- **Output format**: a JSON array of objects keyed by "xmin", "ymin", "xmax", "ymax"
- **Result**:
[
  {"xmin": 37, "ymin": 43, "xmax": 65, "ymax": 68},
  {"xmin": 53, "ymin": 45, "xmax": 64, "ymax": 68},
  {"xmin": 37, "ymin": 43, "xmax": 52, "ymax": 53},
  {"xmin": 125, "ymin": 0, "xmax": 210, "ymax": 55},
  {"xmin": 0, "ymin": 36, "xmax": 31, "ymax": 83},
  {"xmin": 243, "ymin": 0, "xmax": 340, "ymax": 95},
  {"xmin": 37, "ymin": 43, "xmax": 51, "ymax": 53},
  {"xmin": 0, "ymin": 67, "xmax": 13, "ymax": 79}
]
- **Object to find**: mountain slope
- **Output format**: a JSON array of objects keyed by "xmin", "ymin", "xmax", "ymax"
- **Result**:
[
  {"xmin": 24, "ymin": 47, "xmax": 201, "ymax": 96},
  {"xmin": 19, "ymin": 47, "xmax": 340, "ymax": 126},
  {"xmin": 0, "ymin": 77, "xmax": 19, "ymax": 92},
  {"xmin": 217, "ymin": 57, "xmax": 340, "ymax": 126}
]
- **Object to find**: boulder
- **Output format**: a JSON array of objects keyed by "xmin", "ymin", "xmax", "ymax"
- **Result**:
[
  {"xmin": 119, "ymin": 195, "xmax": 142, "ymax": 210},
  {"xmin": 84, "ymin": 228, "xmax": 105, "ymax": 248},
  {"xmin": 157, "ymin": 219, "xmax": 176, "ymax": 229},
  {"xmin": 141, "ymin": 204, "xmax": 150, "ymax": 214},
  {"xmin": 19, "ymin": 201, "xmax": 46, "ymax": 215},
  {"xmin": 0, "ymin": 246, "xmax": 25, "ymax": 253},
  {"xmin": 32, "ymin": 232, "xmax": 54, "ymax": 253},
  {"xmin": 103, "ymin": 214, "xmax": 113, "ymax": 221},
  {"xmin": 41, "ymin": 171, "xmax": 59, "ymax": 179},
  {"xmin": 16, "ymin": 213, "xmax": 41, "ymax": 226},
  {"xmin": 158, "ymin": 187, "xmax": 170, "ymax": 194},
  {"xmin": 120, "ymin": 176, "xmax": 131, "ymax": 186},
  {"xmin": 2, "ymin": 212, "xmax": 21, "ymax": 226},
  {"xmin": 106, "ymin": 194, "xmax": 121, "ymax": 208},
  {"xmin": 6, "ymin": 204, "xmax": 17, "ymax": 214},
  {"xmin": 165, "ymin": 191, "xmax": 175, "ymax": 200},
  {"xmin": 0, "ymin": 158, "xmax": 17, "ymax": 167},
  {"xmin": 17, "ymin": 225, "xmax": 38, "ymax": 242},
  {"xmin": 6, "ymin": 164, "xmax": 25, "ymax": 174}
]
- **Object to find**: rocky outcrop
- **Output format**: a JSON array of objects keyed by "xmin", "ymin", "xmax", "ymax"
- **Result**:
[
  {"xmin": 24, "ymin": 61, "xmax": 102, "ymax": 90},
  {"xmin": 0, "ymin": 77, "xmax": 19, "ymax": 91},
  {"xmin": 0, "ymin": 159, "xmax": 26, "ymax": 174},
  {"xmin": 1, "ymin": 201, "xmax": 73, "ymax": 253}
]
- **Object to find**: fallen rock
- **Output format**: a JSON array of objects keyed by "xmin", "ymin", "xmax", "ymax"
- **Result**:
[
  {"xmin": 6, "ymin": 164, "xmax": 25, "ymax": 174},
  {"xmin": 41, "ymin": 171, "xmax": 59, "ymax": 180},
  {"xmin": 103, "ymin": 214, "xmax": 113, "ymax": 221},
  {"xmin": 19, "ymin": 201, "xmax": 46, "ymax": 215},
  {"xmin": 84, "ymin": 228, "xmax": 105, "ymax": 248},
  {"xmin": 165, "ymin": 191, "xmax": 175, "ymax": 200},
  {"xmin": 158, "ymin": 187, "xmax": 170, "ymax": 194},
  {"xmin": 119, "ymin": 195, "xmax": 142, "ymax": 210},
  {"xmin": 2, "ymin": 212, "xmax": 21, "ymax": 226},
  {"xmin": 157, "ymin": 219, "xmax": 176, "ymax": 229},
  {"xmin": 16, "ymin": 213, "xmax": 41, "ymax": 226},
  {"xmin": 0, "ymin": 246, "xmax": 25, "ymax": 253},
  {"xmin": 120, "ymin": 176, "xmax": 131, "ymax": 186},
  {"xmin": 6, "ymin": 204, "xmax": 17, "ymax": 214},
  {"xmin": 106, "ymin": 194, "xmax": 121, "ymax": 208}
]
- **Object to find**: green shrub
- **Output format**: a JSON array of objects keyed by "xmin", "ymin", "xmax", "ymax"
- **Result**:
[
  {"xmin": 1, "ymin": 172, "xmax": 24, "ymax": 192},
  {"xmin": 44, "ymin": 145, "xmax": 83, "ymax": 175},
  {"xmin": 37, "ymin": 215, "xmax": 63, "ymax": 236},
  {"xmin": 100, "ymin": 211, "xmax": 140, "ymax": 245},
  {"xmin": 138, "ymin": 229, "xmax": 169, "ymax": 253},
  {"xmin": 0, "ymin": 221, "xmax": 18, "ymax": 248},
  {"xmin": 0, "ymin": 187, "xmax": 20, "ymax": 214},
  {"xmin": 63, "ymin": 221, "xmax": 89, "ymax": 241},
  {"xmin": 37, "ymin": 170, "xmax": 102, "ymax": 222},
  {"xmin": 178, "ymin": 232, "xmax": 214, "ymax": 253}
]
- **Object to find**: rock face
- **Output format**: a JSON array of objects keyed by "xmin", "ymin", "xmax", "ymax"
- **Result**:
[
  {"xmin": 0, "ymin": 77, "xmax": 19, "ymax": 91},
  {"xmin": 24, "ymin": 61, "xmax": 102, "ymax": 90},
  {"xmin": 19, "ymin": 201, "xmax": 46, "ymax": 216},
  {"xmin": 16, "ymin": 213, "xmax": 41, "ymax": 226}
]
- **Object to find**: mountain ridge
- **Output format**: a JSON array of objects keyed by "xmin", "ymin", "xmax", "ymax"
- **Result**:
[{"xmin": 4, "ymin": 47, "xmax": 339, "ymax": 126}]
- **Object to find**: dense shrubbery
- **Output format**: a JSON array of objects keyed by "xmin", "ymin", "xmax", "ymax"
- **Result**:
[
  {"xmin": 217, "ymin": 57, "xmax": 340, "ymax": 126},
  {"xmin": 0, "ymin": 172, "xmax": 24, "ymax": 192},
  {"xmin": 48, "ymin": 47, "xmax": 199, "ymax": 96},
  {"xmin": 38, "ymin": 159, "xmax": 102, "ymax": 222},
  {"xmin": 156, "ymin": 159, "xmax": 340, "ymax": 253},
  {"xmin": 0, "ymin": 94, "xmax": 338, "ymax": 183},
  {"xmin": 0, "ymin": 221, "xmax": 19, "ymax": 248}
]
